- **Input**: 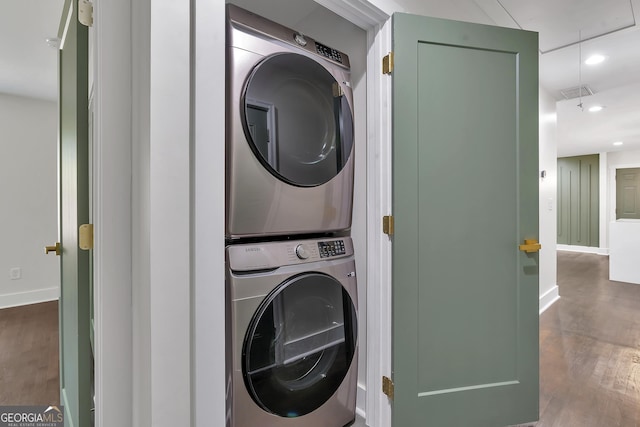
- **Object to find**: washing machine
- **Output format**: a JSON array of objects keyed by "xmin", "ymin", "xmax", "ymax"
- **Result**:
[
  {"xmin": 226, "ymin": 4, "xmax": 355, "ymax": 240},
  {"xmin": 226, "ymin": 237, "xmax": 358, "ymax": 427}
]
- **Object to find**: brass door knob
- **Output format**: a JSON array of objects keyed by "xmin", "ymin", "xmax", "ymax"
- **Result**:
[
  {"xmin": 519, "ymin": 239, "xmax": 541, "ymax": 253},
  {"xmin": 45, "ymin": 242, "xmax": 61, "ymax": 256}
]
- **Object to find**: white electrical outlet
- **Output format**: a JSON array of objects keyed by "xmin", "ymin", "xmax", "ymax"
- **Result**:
[{"xmin": 9, "ymin": 267, "xmax": 21, "ymax": 280}]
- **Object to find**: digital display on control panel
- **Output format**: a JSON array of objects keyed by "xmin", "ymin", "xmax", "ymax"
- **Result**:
[
  {"xmin": 318, "ymin": 240, "xmax": 346, "ymax": 258},
  {"xmin": 315, "ymin": 42, "xmax": 343, "ymax": 63}
]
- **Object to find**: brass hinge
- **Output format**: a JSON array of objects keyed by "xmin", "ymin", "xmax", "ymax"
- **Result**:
[
  {"xmin": 79, "ymin": 0, "xmax": 94, "ymax": 27},
  {"xmin": 383, "ymin": 215, "xmax": 394, "ymax": 235},
  {"xmin": 79, "ymin": 224, "xmax": 94, "ymax": 250},
  {"xmin": 382, "ymin": 52, "xmax": 394, "ymax": 75},
  {"xmin": 382, "ymin": 376, "xmax": 395, "ymax": 400}
]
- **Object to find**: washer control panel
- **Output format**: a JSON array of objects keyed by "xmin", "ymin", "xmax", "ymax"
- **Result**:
[
  {"xmin": 227, "ymin": 237, "xmax": 354, "ymax": 272},
  {"xmin": 318, "ymin": 240, "xmax": 346, "ymax": 258}
]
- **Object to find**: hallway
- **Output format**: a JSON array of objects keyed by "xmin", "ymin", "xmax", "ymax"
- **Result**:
[{"xmin": 536, "ymin": 252, "xmax": 640, "ymax": 426}]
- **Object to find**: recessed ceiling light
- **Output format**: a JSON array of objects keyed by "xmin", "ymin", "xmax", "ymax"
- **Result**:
[
  {"xmin": 585, "ymin": 54, "xmax": 606, "ymax": 65},
  {"xmin": 588, "ymin": 105, "xmax": 604, "ymax": 112},
  {"xmin": 613, "ymin": 141, "xmax": 624, "ymax": 146}
]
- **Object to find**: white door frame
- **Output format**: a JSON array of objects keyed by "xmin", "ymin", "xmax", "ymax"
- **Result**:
[
  {"xmin": 92, "ymin": 0, "xmax": 133, "ymax": 426},
  {"xmin": 312, "ymin": 3, "xmax": 393, "ymax": 424},
  {"xmin": 311, "ymin": 2, "xmax": 394, "ymax": 425},
  {"xmin": 92, "ymin": 0, "xmax": 398, "ymax": 426}
]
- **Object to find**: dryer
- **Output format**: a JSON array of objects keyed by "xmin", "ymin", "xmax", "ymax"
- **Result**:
[
  {"xmin": 226, "ymin": 4, "xmax": 355, "ymax": 240},
  {"xmin": 226, "ymin": 237, "xmax": 358, "ymax": 427}
]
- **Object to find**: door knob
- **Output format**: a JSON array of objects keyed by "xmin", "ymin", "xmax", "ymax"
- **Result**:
[
  {"xmin": 45, "ymin": 242, "xmax": 61, "ymax": 256},
  {"xmin": 519, "ymin": 239, "xmax": 541, "ymax": 253}
]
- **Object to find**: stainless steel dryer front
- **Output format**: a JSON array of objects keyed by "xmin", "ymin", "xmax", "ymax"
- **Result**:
[
  {"xmin": 226, "ymin": 237, "xmax": 358, "ymax": 427},
  {"xmin": 226, "ymin": 4, "xmax": 355, "ymax": 240}
]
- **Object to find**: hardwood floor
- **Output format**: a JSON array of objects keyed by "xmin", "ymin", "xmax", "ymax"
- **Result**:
[
  {"xmin": 0, "ymin": 301, "xmax": 59, "ymax": 405},
  {"xmin": 535, "ymin": 252, "xmax": 640, "ymax": 427}
]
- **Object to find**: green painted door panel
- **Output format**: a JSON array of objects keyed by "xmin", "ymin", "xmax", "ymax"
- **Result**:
[
  {"xmin": 392, "ymin": 13, "xmax": 539, "ymax": 427},
  {"xmin": 58, "ymin": 1, "xmax": 92, "ymax": 425}
]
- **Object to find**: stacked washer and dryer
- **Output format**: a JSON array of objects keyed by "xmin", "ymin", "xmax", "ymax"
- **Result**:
[{"xmin": 225, "ymin": 4, "xmax": 359, "ymax": 427}]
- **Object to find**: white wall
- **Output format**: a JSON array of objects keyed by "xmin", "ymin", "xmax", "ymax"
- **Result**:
[
  {"xmin": 0, "ymin": 93, "xmax": 58, "ymax": 308},
  {"xmin": 538, "ymin": 86, "xmax": 559, "ymax": 312},
  {"xmin": 148, "ymin": 0, "xmax": 193, "ymax": 425}
]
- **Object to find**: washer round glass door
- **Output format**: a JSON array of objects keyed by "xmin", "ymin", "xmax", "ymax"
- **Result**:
[
  {"xmin": 242, "ymin": 273, "xmax": 357, "ymax": 417},
  {"xmin": 242, "ymin": 53, "xmax": 354, "ymax": 187}
]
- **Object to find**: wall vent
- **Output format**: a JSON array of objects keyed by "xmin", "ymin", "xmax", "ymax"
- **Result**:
[{"xmin": 560, "ymin": 85, "xmax": 594, "ymax": 100}]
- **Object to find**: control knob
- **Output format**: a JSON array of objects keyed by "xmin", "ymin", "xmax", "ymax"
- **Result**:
[
  {"xmin": 294, "ymin": 33, "xmax": 308, "ymax": 47},
  {"xmin": 295, "ymin": 244, "xmax": 310, "ymax": 259}
]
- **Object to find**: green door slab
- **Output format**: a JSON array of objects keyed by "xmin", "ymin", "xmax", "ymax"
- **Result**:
[
  {"xmin": 616, "ymin": 167, "xmax": 640, "ymax": 220},
  {"xmin": 392, "ymin": 13, "xmax": 539, "ymax": 427},
  {"xmin": 58, "ymin": 1, "xmax": 92, "ymax": 425}
]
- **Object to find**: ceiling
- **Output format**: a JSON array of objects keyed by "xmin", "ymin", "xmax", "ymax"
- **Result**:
[
  {"xmin": 473, "ymin": 0, "xmax": 640, "ymax": 157},
  {"xmin": 2, "ymin": 0, "xmax": 640, "ymax": 157}
]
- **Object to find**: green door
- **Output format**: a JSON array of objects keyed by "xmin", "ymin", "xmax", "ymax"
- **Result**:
[
  {"xmin": 392, "ymin": 13, "xmax": 539, "ymax": 427},
  {"xmin": 616, "ymin": 168, "xmax": 640, "ymax": 220},
  {"xmin": 57, "ymin": 1, "xmax": 93, "ymax": 425}
]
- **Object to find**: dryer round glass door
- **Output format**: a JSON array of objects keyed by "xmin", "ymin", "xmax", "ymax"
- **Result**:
[
  {"xmin": 242, "ymin": 53, "xmax": 354, "ymax": 187},
  {"xmin": 242, "ymin": 272, "xmax": 357, "ymax": 417}
]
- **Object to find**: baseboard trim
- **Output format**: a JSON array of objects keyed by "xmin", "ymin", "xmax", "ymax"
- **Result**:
[
  {"xmin": 0, "ymin": 287, "xmax": 59, "ymax": 309},
  {"xmin": 539, "ymin": 285, "xmax": 560, "ymax": 314},
  {"xmin": 557, "ymin": 244, "xmax": 608, "ymax": 255},
  {"xmin": 356, "ymin": 383, "xmax": 366, "ymax": 419}
]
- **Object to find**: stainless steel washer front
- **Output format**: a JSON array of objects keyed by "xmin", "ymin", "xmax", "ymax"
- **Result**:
[
  {"xmin": 226, "ymin": 4, "xmax": 355, "ymax": 240},
  {"xmin": 226, "ymin": 237, "xmax": 358, "ymax": 427}
]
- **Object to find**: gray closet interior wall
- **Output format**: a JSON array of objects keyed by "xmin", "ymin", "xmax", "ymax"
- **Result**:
[{"xmin": 557, "ymin": 154, "xmax": 599, "ymax": 247}]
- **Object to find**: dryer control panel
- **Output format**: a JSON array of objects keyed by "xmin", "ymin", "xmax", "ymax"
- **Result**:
[{"xmin": 315, "ymin": 42, "xmax": 343, "ymax": 64}]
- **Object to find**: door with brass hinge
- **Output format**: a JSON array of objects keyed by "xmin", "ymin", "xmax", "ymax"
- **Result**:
[
  {"xmin": 54, "ymin": 1, "xmax": 93, "ymax": 425},
  {"xmin": 391, "ymin": 12, "xmax": 540, "ymax": 427}
]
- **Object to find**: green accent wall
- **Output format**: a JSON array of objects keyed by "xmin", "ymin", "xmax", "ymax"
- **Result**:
[{"xmin": 557, "ymin": 155, "xmax": 599, "ymax": 247}]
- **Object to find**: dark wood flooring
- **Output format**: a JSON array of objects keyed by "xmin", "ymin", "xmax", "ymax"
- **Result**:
[
  {"xmin": 0, "ymin": 301, "xmax": 60, "ymax": 405},
  {"xmin": 533, "ymin": 252, "xmax": 640, "ymax": 427}
]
